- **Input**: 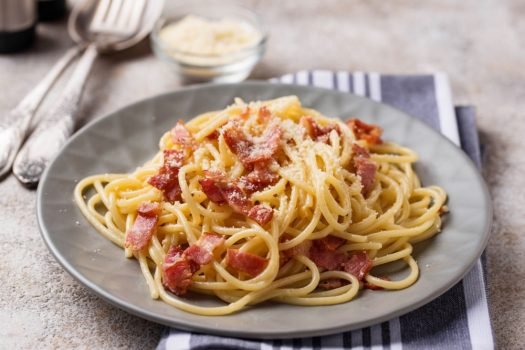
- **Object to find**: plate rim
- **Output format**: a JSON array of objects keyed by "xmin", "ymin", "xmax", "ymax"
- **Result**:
[{"xmin": 36, "ymin": 81, "xmax": 493, "ymax": 339}]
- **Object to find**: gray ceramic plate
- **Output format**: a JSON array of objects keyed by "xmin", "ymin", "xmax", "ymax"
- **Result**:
[{"xmin": 37, "ymin": 82, "xmax": 492, "ymax": 339}]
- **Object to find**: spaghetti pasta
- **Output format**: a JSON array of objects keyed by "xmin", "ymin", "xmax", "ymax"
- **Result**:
[{"xmin": 74, "ymin": 96, "xmax": 447, "ymax": 316}]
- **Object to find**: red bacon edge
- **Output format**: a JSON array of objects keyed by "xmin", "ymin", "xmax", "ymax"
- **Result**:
[
  {"xmin": 300, "ymin": 116, "xmax": 340, "ymax": 144},
  {"xmin": 222, "ymin": 119, "xmax": 282, "ymax": 166},
  {"xmin": 162, "ymin": 233, "xmax": 225, "ymax": 296},
  {"xmin": 199, "ymin": 171, "xmax": 274, "ymax": 225},
  {"xmin": 170, "ymin": 120, "xmax": 196, "ymax": 150},
  {"xmin": 352, "ymin": 144, "xmax": 377, "ymax": 195},
  {"xmin": 148, "ymin": 149, "xmax": 185, "ymax": 202},
  {"xmin": 225, "ymin": 249, "xmax": 268, "ymax": 277},
  {"xmin": 125, "ymin": 202, "xmax": 161, "ymax": 251},
  {"xmin": 347, "ymin": 118, "xmax": 383, "ymax": 145}
]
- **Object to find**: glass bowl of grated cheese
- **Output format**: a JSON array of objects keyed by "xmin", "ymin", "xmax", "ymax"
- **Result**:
[{"xmin": 150, "ymin": 3, "xmax": 267, "ymax": 83}]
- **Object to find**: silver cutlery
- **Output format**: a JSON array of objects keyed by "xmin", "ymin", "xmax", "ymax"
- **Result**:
[
  {"xmin": 0, "ymin": 46, "xmax": 83, "ymax": 179},
  {"xmin": 9, "ymin": 0, "xmax": 161, "ymax": 187}
]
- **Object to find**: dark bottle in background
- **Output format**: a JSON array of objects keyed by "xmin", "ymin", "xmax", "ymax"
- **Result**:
[
  {"xmin": 0, "ymin": 0, "xmax": 36, "ymax": 53},
  {"xmin": 38, "ymin": 0, "xmax": 66, "ymax": 22}
]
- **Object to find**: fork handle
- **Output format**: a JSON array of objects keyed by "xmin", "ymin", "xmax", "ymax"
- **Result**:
[
  {"xmin": 0, "ymin": 45, "xmax": 83, "ymax": 179},
  {"xmin": 13, "ymin": 44, "xmax": 99, "ymax": 187}
]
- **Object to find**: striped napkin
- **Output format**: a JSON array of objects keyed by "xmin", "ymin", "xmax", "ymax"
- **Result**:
[{"xmin": 157, "ymin": 71, "xmax": 493, "ymax": 350}]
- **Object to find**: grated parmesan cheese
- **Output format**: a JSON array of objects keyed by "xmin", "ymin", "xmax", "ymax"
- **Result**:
[{"xmin": 159, "ymin": 15, "xmax": 262, "ymax": 57}]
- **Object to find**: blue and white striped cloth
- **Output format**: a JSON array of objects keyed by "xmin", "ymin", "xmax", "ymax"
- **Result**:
[{"xmin": 157, "ymin": 71, "xmax": 494, "ymax": 350}]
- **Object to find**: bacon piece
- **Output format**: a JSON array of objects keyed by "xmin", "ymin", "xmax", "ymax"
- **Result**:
[
  {"xmin": 185, "ymin": 232, "xmax": 225, "ymax": 265},
  {"xmin": 283, "ymin": 240, "xmax": 313, "ymax": 258},
  {"xmin": 148, "ymin": 149, "xmax": 185, "ymax": 202},
  {"xmin": 352, "ymin": 143, "xmax": 370, "ymax": 158},
  {"xmin": 163, "ymin": 233, "xmax": 225, "ymax": 296},
  {"xmin": 162, "ymin": 246, "xmax": 199, "ymax": 296},
  {"xmin": 125, "ymin": 202, "xmax": 161, "ymax": 251},
  {"xmin": 184, "ymin": 245, "xmax": 212, "ymax": 265},
  {"xmin": 199, "ymin": 171, "xmax": 228, "ymax": 204},
  {"xmin": 239, "ymin": 162, "xmax": 279, "ymax": 194},
  {"xmin": 318, "ymin": 235, "xmax": 346, "ymax": 251},
  {"xmin": 170, "ymin": 121, "xmax": 195, "ymax": 150},
  {"xmin": 137, "ymin": 202, "xmax": 161, "ymax": 217},
  {"xmin": 342, "ymin": 252, "xmax": 372, "ymax": 281},
  {"xmin": 206, "ymin": 130, "xmax": 219, "ymax": 140},
  {"xmin": 300, "ymin": 116, "xmax": 340, "ymax": 144},
  {"xmin": 247, "ymin": 205, "xmax": 273, "ymax": 225},
  {"xmin": 257, "ymin": 106, "xmax": 272, "ymax": 123},
  {"xmin": 352, "ymin": 144, "xmax": 377, "ymax": 195},
  {"xmin": 222, "ymin": 120, "xmax": 254, "ymax": 164},
  {"xmin": 355, "ymin": 157, "xmax": 376, "ymax": 195},
  {"xmin": 163, "ymin": 149, "xmax": 185, "ymax": 168},
  {"xmin": 280, "ymin": 240, "xmax": 313, "ymax": 266},
  {"xmin": 222, "ymin": 120, "xmax": 282, "ymax": 166},
  {"xmin": 319, "ymin": 279, "xmax": 345, "ymax": 290},
  {"xmin": 197, "ymin": 232, "xmax": 225, "ymax": 253},
  {"xmin": 214, "ymin": 181, "xmax": 253, "ymax": 215},
  {"xmin": 226, "ymin": 249, "xmax": 268, "ymax": 277},
  {"xmin": 347, "ymin": 118, "xmax": 383, "ymax": 145},
  {"xmin": 240, "ymin": 106, "xmax": 251, "ymax": 119},
  {"xmin": 309, "ymin": 241, "xmax": 348, "ymax": 270},
  {"xmin": 199, "ymin": 171, "xmax": 273, "ymax": 225}
]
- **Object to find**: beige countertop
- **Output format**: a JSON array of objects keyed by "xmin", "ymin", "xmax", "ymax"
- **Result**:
[{"xmin": 1, "ymin": 0, "xmax": 523, "ymax": 349}]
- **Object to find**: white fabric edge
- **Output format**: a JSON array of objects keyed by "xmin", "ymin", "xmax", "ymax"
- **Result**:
[
  {"xmin": 434, "ymin": 72, "xmax": 460, "ymax": 146},
  {"xmin": 166, "ymin": 331, "xmax": 191, "ymax": 350}
]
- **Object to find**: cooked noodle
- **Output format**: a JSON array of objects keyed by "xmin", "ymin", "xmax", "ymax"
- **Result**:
[{"xmin": 74, "ymin": 96, "xmax": 447, "ymax": 315}]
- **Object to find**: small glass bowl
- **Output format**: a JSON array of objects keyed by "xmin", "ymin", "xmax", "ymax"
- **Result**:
[{"xmin": 150, "ymin": 3, "xmax": 267, "ymax": 83}]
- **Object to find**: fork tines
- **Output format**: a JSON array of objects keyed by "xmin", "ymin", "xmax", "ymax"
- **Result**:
[{"xmin": 90, "ymin": 0, "xmax": 146, "ymax": 37}]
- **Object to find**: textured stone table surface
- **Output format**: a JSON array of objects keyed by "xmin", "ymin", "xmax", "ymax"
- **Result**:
[{"xmin": 1, "ymin": 0, "xmax": 523, "ymax": 349}]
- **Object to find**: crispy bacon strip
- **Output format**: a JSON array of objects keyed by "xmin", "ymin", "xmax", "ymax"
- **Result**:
[
  {"xmin": 318, "ymin": 235, "xmax": 346, "ymax": 251},
  {"xmin": 199, "ymin": 171, "xmax": 273, "ymax": 225},
  {"xmin": 185, "ymin": 233, "xmax": 225, "ymax": 265},
  {"xmin": 247, "ymin": 205, "xmax": 273, "ymax": 225},
  {"xmin": 162, "ymin": 246, "xmax": 199, "ymax": 296},
  {"xmin": 206, "ymin": 130, "xmax": 219, "ymax": 140},
  {"xmin": 163, "ymin": 233, "xmax": 225, "ymax": 296},
  {"xmin": 125, "ymin": 202, "xmax": 161, "ymax": 251},
  {"xmin": 309, "ymin": 240, "xmax": 348, "ymax": 270},
  {"xmin": 222, "ymin": 120, "xmax": 282, "ymax": 166},
  {"xmin": 342, "ymin": 252, "xmax": 372, "ymax": 281},
  {"xmin": 280, "ymin": 240, "xmax": 313, "ymax": 266},
  {"xmin": 347, "ymin": 118, "xmax": 383, "ymax": 145},
  {"xmin": 239, "ymin": 162, "xmax": 279, "ymax": 194},
  {"xmin": 257, "ymin": 106, "xmax": 271, "ymax": 123},
  {"xmin": 300, "ymin": 116, "xmax": 340, "ymax": 144},
  {"xmin": 279, "ymin": 238, "xmax": 374, "ymax": 287},
  {"xmin": 170, "ymin": 121, "xmax": 195, "ymax": 150},
  {"xmin": 226, "ymin": 249, "xmax": 268, "ymax": 277},
  {"xmin": 352, "ymin": 144, "xmax": 377, "ymax": 195},
  {"xmin": 308, "ymin": 240, "xmax": 372, "ymax": 282},
  {"xmin": 148, "ymin": 149, "xmax": 185, "ymax": 202}
]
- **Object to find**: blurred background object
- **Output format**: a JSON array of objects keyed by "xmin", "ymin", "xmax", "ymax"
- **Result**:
[
  {"xmin": 38, "ymin": 0, "xmax": 66, "ymax": 21},
  {"xmin": 0, "ymin": 0, "xmax": 36, "ymax": 53},
  {"xmin": 9, "ymin": 0, "xmax": 162, "ymax": 186},
  {"xmin": 151, "ymin": 1, "xmax": 266, "ymax": 83}
]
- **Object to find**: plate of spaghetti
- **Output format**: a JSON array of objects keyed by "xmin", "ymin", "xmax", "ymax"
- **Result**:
[{"xmin": 37, "ymin": 82, "xmax": 491, "ymax": 338}]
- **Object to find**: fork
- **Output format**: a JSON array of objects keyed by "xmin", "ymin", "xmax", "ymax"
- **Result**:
[{"xmin": 11, "ymin": 0, "xmax": 146, "ymax": 187}]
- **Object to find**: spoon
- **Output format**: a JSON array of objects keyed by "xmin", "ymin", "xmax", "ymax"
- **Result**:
[{"xmin": 11, "ymin": 0, "xmax": 163, "ymax": 187}]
